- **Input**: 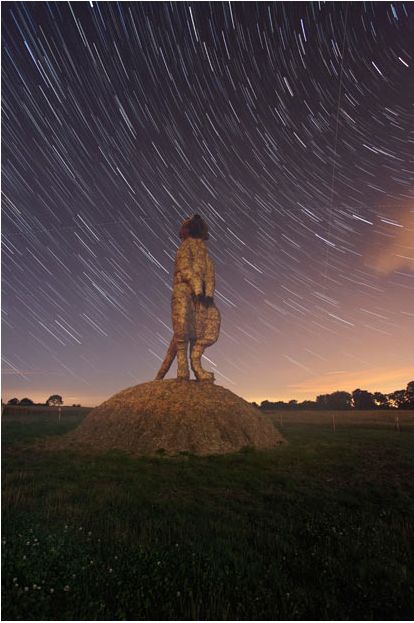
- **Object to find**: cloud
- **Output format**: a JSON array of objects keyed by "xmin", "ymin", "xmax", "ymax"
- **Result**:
[{"xmin": 364, "ymin": 205, "xmax": 414, "ymax": 275}]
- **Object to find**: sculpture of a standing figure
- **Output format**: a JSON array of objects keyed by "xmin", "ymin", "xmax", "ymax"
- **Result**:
[{"xmin": 155, "ymin": 215, "xmax": 221, "ymax": 382}]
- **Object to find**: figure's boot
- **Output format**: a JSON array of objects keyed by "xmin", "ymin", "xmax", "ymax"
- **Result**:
[
  {"xmin": 190, "ymin": 342, "xmax": 214, "ymax": 383},
  {"xmin": 176, "ymin": 341, "xmax": 190, "ymax": 380}
]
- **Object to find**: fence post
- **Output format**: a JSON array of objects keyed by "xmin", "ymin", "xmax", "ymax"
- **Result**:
[
  {"xmin": 332, "ymin": 413, "xmax": 336, "ymax": 432},
  {"xmin": 280, "ymin": 413, "xmax": 283, "ymax": 428},
  {"xmin": 395, "ymin": 413, "xmax": 400, "ymax": 432},
  {"xmin": 58, "ymin": 406, "xmax": 61, "ymax": 423}
]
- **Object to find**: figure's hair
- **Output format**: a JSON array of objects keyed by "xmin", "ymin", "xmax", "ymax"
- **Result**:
[{"xmin": 179, "ymin": 214, "xmax": 209, "ymax": 240}]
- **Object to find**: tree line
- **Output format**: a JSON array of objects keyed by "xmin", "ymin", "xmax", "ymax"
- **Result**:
[
  {"xmin": 5, "ymin": 395, "xmax": 81, "ymax": 408},
  {"xmin": 256, "ymin": 381, "xmax": 414, "ymax": 410}
]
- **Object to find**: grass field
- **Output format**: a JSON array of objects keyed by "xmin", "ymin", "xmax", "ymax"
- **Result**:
[{"xmin": 2, "ymin": 408, "xmax": 414, "ymax": 620}]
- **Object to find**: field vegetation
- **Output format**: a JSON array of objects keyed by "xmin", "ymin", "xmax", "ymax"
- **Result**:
[{"xmin": 2, "ymin": 408, "xmax": 414, "ymax": 620}]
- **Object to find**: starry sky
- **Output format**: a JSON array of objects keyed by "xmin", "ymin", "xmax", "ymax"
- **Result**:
[{"xmin": 2, "ymin": 1, "xmax": 414, "ymax": 407}]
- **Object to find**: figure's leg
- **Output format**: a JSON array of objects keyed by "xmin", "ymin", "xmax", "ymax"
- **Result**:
[
  {"xmin": 190, "ymin": 341, "xmax": 214, "ymax": 383},
  {"xmin": 176, "ymin": 340, "xmax": 190, "ymax": 380},
  {"xmin": 171, "ymin": 284, "xmax": 193, "ymax": 381}
]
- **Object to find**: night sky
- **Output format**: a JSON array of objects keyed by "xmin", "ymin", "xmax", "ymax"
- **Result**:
[{"xmin": 2, "ymin": 1, "xmax": 414, "ymax": 406}]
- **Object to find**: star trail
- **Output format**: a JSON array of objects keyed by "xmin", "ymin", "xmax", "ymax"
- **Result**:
[{"xmin": 2, "ymin": 1, "xmax": 414, "ymax": 405}]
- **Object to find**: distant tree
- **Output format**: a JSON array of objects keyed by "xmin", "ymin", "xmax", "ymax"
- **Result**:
[
  {"xmin": 259, "ymin": 400, "xmax": 290, "ymax": 410},
  {"xmin": 298, "ymin": 400, "xmax": 317, "ymax": 410},
  {"xmin": 352, "ymin": 389, "xmax": 375, "ymax": 410},
  {"xmin": 251, "ymin": 401, "xmax": 259, "ymax": 408},
  {"xmin": 316, "ymin": 392, "xmax": 352, "ymax": 410},
  {"xmin": 288, "ymin": 400, "xmax": 298, "ymax": 410},
  {"xmin": 327, "ymin": 391, "xmax": 352, "ymax": 410},
  {"xmin": 405, "ymin": 381, "xmax": 414, "ymax": 409},
  {"xmin": 46, "ymin": 395, "xmax": 63, "ymax": 407},
  {"xmin": 387, "ymin": 389, "xmax": 407, "ymax": 409},
  {"xmin": 7, "ymin": 398, "xmax": 19, "ymax": 405},
  {"xmin": 373, "ymin": 392, "xmax": 390, "ymax": 409},
  {"xmin": 316, "ymin": 394, "xmax": 329, "ymax": 410},
  {"xmin": 260, "ymin": 400, "xmax": 271, "ymax": 409},
  {"xmin": 72, "ymin": 403, "xmax": 82, "ymax": 408},
  {"xmin": 20, "ymin": 398, "xmax": 34, "ymax": 406}
]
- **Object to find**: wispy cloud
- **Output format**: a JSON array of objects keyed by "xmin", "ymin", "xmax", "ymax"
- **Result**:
[{"xmin": 364, "ymin": 205, "xmax": 414, "ymax": 275}]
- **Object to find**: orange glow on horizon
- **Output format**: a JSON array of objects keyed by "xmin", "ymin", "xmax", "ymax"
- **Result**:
[
  {"xmin": 245, "ymin": 365, "xmax": 413, "ymax": 403},
  {"xmin": 3, "ymin": 364, "xmax": 413, "ymax": 407}
]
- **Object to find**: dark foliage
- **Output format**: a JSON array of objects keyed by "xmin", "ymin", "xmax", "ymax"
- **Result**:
[
  {"xmin": 46, "ymin": 395, "xmax": 63, "ymax": 407},
  {"xmin": 260, "ymin": 381, "xmax": 414, "ymax": 410}
]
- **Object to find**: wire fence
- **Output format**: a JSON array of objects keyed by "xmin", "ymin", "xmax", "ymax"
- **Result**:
[
  {"xmin": 264, "ymin": 409, "xmax": 414, "ymax": 433},
  {"xmin": 2, "ymin": 405, "xmax": 92, "ymax": 420}
]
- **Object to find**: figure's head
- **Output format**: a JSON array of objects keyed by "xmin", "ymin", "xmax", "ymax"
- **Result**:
[{"xmin": 179, "ymin": 214, "xmax": 209, "ymax": 240}]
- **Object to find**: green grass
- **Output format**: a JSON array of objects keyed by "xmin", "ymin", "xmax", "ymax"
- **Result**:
[{"xmin": 2, "ymin": 411, "xmax": 414, "ymax": 620}]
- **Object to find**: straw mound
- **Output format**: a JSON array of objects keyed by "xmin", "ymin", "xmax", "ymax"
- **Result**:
[{"xmin": 56, "ymin": 379, "xmax": 285, "ymax": 456}]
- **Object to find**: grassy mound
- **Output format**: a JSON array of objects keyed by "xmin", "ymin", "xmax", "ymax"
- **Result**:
[{"xmin": 45, "ymin": 379, "xmax": 285, "ymax": 456}]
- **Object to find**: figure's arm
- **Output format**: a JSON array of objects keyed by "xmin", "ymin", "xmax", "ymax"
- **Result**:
[
  {"xmin": 205, "ymin": 254, "xmax": 215, "ymax": 299},
  {"xmin": 176, "ymin": 240, "xmax": 203, "ymax": 296}
]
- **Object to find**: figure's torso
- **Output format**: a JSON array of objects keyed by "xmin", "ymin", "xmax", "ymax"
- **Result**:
[{"xmin": 173, "ymin": 238, "xmax": 212, "ymax": 294}]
